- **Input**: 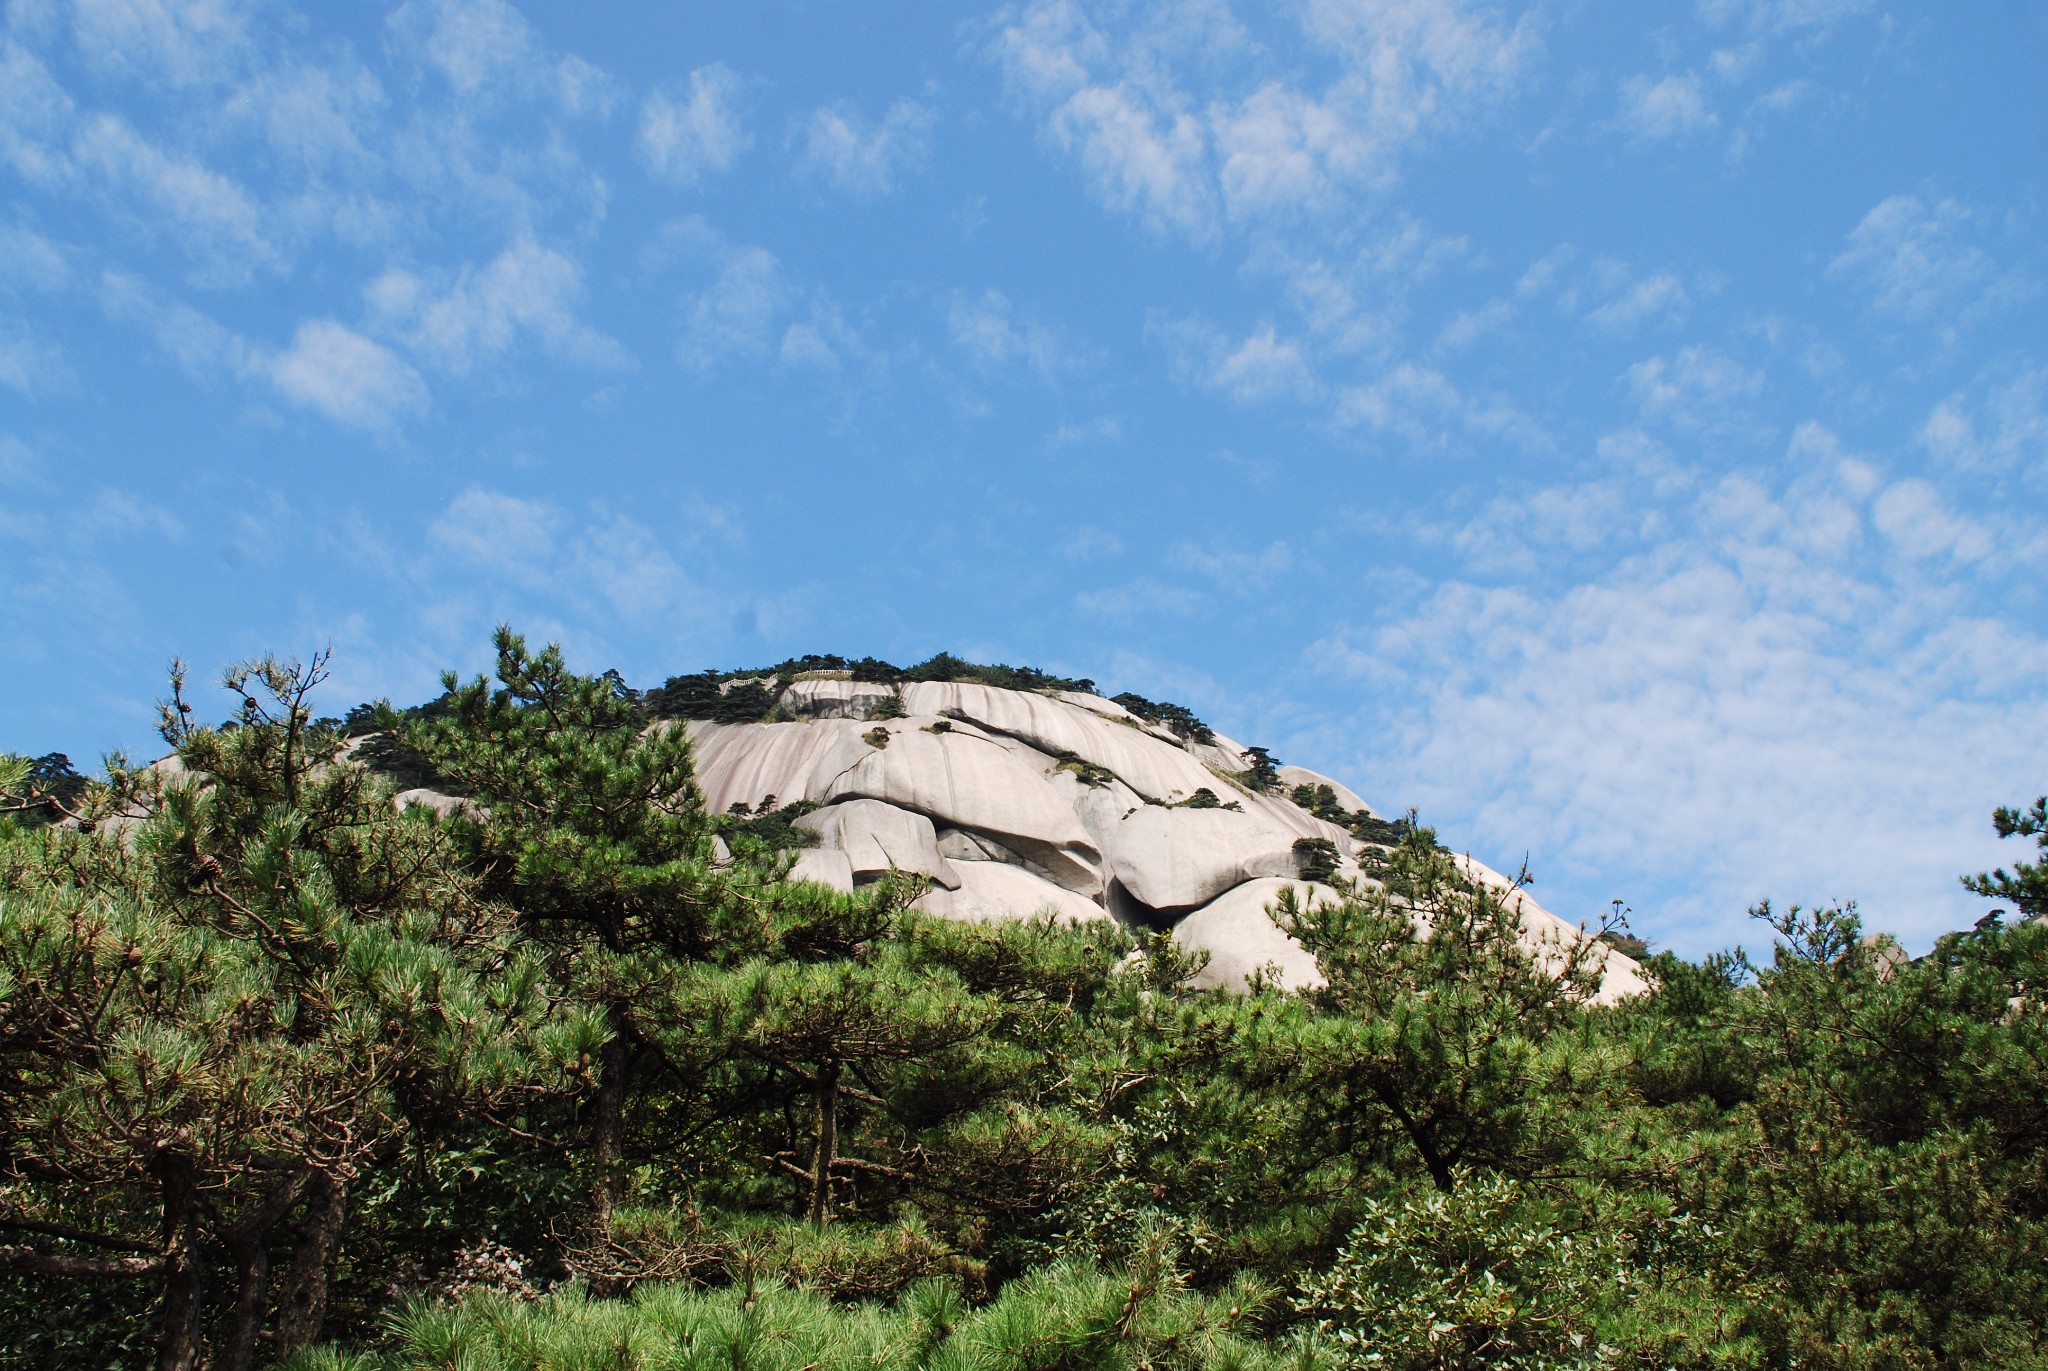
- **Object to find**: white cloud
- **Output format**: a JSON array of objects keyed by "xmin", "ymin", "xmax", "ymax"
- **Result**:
[
  {"xmin": 1157, "ymin": 317, "xmax": 1318, "ymax": 403},
  {"xmin": 1172, "ymin": 538, "xmax": 1295, "ymax": 590},
  {"xmin": 639, "ymin": 65, "xmax": 749, "ymax": 186},
  {"xmin": 369, "ymin": 239, "xmax": 630, "ymax": 374},
  {"xmin": 989, "ymin": 0, "xmax": 1534, "ymax": 240},
  {"xmin": 1920, "ymin": 364, "xmax": 2048, "ymax": 474},
  {"xmin": 391, "ymin": 0, "xmax": 613, "ymax": 114},
  {"xmin": 101, "ymin": 270, "xmax": 455, "ymax": 431},
  {"xmin": 797, "ymin": 98, "xmax": 935, "ymax": 197},
  {"xmin": 426, "ymin": 487, "xmax": 733, "ymax": 640},
  {"xmin": 0, "ymin": 40, "xmax": 77, "ymax": 186},
  {"xmin": 1046, "ymin": 416, "xmax": 1124, "ymax": 449},
  {"xmin": 649, "ymin": 215, "xmax": 857, "ymax": 376},
  {"xmin": 1312, "ymin": 455, "xmax": 2048, "ymax": 952},
  {"xmin": 431, "ymin": 485, "xmax": 559, "ymax": 582},
  {"xmin": 97, "ymin": 268, "xmax": 256, "ymax": 378},
  {"xmin": 0, "ymin": 323, "xmax": 71, "ymax": 397},
  {"xmin": 777, "ymin": 299, "xmax": 866, "ymax": 373},
  {"xmin": 1060, "ymin": 525, "xmax": 1124, "ymax": 559},
  {"xmin": 1333, "ymin": 362, "xmax": 1544, "ymax": 451},
  {"xmin": 0, "ymin": 433, "xmax": 49, "ymax": 492},
  {"xmin": 1828, "ymin": 194, "xmax": 2011, "ymax": 322},
  {"xmin": 71, "ymin": 113, "xmax": 277, "ymax": 279},
  {"xmin": 1626, "ymin": 346, "xmax": 1764, "ymax": 426},
  {"xmin": 66, "ymin": 0, "xmax": 254, "ymax": 88},
  {"xmin": 1616, "ymin": 73, "xmax": 1717, "ymax": 142},
  {"xmin": 678, "ymin": 243, "xmax": 792, "ymax": 371},
  {"xmin": 1075, "ymin": 575, "xmax": 1209, "ymax": 622},
  {"xmin": 948, "ymin": 289, "xmax": 1072, "ymax": 380},
  {"xmin": 234, "ymin": 59, "xmax": 387, "ymax": 176},
  {"xmin": 1698, "ymin": 0, "xmax": 1877, "ymax": 36},
  {"xmin": 1586, "ymin": 270, "xmax": 1689, "ymax": 333},
  {"xmin": 1870, "ymin": 479, "xmax": 1993, "ymax": 564},
  {"xmin": 1048, "ymin": 76, "xmax": 1215, "ymax": 239},
  {"xmin": 267, "ymin": 320, "xmax": 428, "ymax": 430}
]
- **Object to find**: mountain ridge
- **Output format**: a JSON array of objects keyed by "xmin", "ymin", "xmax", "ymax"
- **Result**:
[{"xmin": 371, "ymin": 657, "xmax": 1649, "ymax": 1001}]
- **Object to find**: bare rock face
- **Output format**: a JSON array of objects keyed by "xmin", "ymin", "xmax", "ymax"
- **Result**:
[
  {"xmin": 796, "ymin": 799, "xmax": 959, "ymax": 890},
  {"xmin": 818, "ymin": 722, "xmax": 1104, "ymax": 896},
  {"xmin": 675, "ymin": 676, "xmax": 1647, "ymax": 1001},
  {"xmin": 915, "ymin": 860, "xmax": 1111, "ymax": 926},
  {"xmin": 1099, "ymin": 806, "xmax": 1303, "ymax": 913},
  {"xmin": 1175, "ymin": 877, "xmax": 1339, "ymax": 992},
  {"xmin": 780, "ymin": 678, "xmax": 901, "ymax": 720}
]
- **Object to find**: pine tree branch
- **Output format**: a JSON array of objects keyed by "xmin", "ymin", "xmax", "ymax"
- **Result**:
[
  {"xmin": 0, "ymin": 1244, "xmax": 165, "ymax": 1277},
  {"xmin": 0, "ymin": 1216, "xmax": 158, "ymax": 1252}
]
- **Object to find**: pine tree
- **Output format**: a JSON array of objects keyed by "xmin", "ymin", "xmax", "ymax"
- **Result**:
[
  {"xmin": 397, "ymin": 630, "xmax": 1119, "ymax": 1284},
  {"xmin": 0, "ymin": 654, "xmax": 583, "ymax": 1370},
  {"xmin": 1962, "ymin": 793, "xmax": 2048, "ymax": 921},
  {"xmin": 1273, "ymin": 826, "xmax": 1618, "ymax": 1193}
]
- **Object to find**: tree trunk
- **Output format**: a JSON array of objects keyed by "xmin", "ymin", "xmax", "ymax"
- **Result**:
[
  {"xmin": 1373, "ymin": 1081, "xmax": 1456, "ymax": 1193},
  {"xmin": 218, "ymin": 1237, "xmax": 270, "ymax": 1371},
  {"xmin": 220, "ymin": 1168, "xmax": 315, "ymax": 1371},
  {"xmin": 154, "ymin": 1153, "xmax": 205, "ymax": 1371},
  {"xmin": 809, "ymin": 1059, "xmax": 842, "ymax": 1227},
  {"xmin": 590, "ymin": 1019, "xmax": 631, "ymax": 1227},
  {"xmin": 273, "ymin": 1171, "xmax": 347, "ymax": 1358}
]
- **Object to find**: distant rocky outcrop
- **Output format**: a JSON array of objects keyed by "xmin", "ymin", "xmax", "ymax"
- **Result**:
[{"xmin": 663, "ymin": 670, "xmax": 1649, "ymax": 1002}]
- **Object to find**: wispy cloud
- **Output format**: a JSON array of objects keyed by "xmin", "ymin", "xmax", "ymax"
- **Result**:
[
  {"xmin": 1075, "ymin": 575, "xmax": 1209, "ymax": 622},
  {"xmin": 948, "ymin": 288, "xmax": 1073, "ymax": 381},
  {"xmin": 64, "ymin": 0, "xmax": 256, "ymax": 89},
  {"xmin": 427, "ymin": 485, "xmax": 736, "ymax": 641},
  {"xmin": 100, "ymin": 271, "xmax": 426, "ymax": 430},
  {"xmin": 367, "ymin": 238, "xmax": 631, "ymax": 374},
  {"xmin": 1828, "ymin": 194, "xmax": 2021, "ymax": 323},
  {"xmin": 1313, "ymin": 438, "xmax": 2048, "ymax": 949},
  {"xmin": 390, "ymin": 0, "xmax": 613, "ymax": 114},
  {"xmin": 1627, "ymin": 345, "xmax": 1764, "ymax": 427},
  {"xmin": 639, "ymin": 65, "xmax": 750, "ymax": 186},
  {"xmin": 1586, "ymin": 269, "xmax": 1691, "ymax": 333},
  {"xmin": 1921, "ymin": 363, "xmax": 2048, "ymax": 474},
  {"xmin": 1616, "ymin": 73, "xmax": 1718, "ymax": 143},
  {"xmin": 268, "ymin": 320, "xmax": 429, "ymax": 431},
  {"xmin": 988, "ymin": 0, "xmax": 1535, "ymax": 241},
  {"xmin": 796, "ymin": 98, "xmax": 935, "ymax": 197},
  {"xmin": 1156, "ymin": 316, "xmax": 1318, "ymax": 404},
  {"xmin": 72, "ymin": 113, "xmax": 278, "ymax": 279},
  {"xmin": 0, "ymin": 323, "xmax": 71, "ymax": 398}
]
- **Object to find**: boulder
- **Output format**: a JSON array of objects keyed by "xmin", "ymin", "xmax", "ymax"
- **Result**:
[
  {"xmin": 820, "ymin": 721, "xmax": 1103, "ymax": 896},
  {"xmin": 1175, "ymin": 878, "xmax": 1335, "ymax": 992},
  {"xmin": 685, "ymin": 719, "xmax": 873, "ymax": 816},
  {"xmin": 936, "ymin": 827, "xmax": 1028, "ymax": 865},
  {"xmin": 1096, "ymin": 805, "xmax": 1306, "ymax": 913},
  {"xmin": 915, "ymin": 860, "xmax": 1111, "ymax": 926},
  {"xmin": 394, "ymin": 787, "xmax": 478, "ymax": 820},
  {"xmin": 786, "ymin": 847, "xmax": 855, "ymax": 892},
  {"xmin": 901, "ymin": 682, "xmax": 1227, "ymax": 804},
  {"xmin": 797, "ymin": 799, "xmax": 960, "ymax": 889}
]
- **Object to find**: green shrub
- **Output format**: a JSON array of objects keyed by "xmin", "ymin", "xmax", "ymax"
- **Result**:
[
  {"xmin": 1292, "ymin": 837, "xmax": 1340, "ymax": 883},
  {"xmin": 1110, "ymin": 693, "xmax": 1215, "ymax": 744},
  {"xmin": 1294, "ymin": 1173, "xmax": 1628, "ymax": 1371}
]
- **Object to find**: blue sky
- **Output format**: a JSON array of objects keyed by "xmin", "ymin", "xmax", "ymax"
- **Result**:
[{"xmin": 2, "ymin": 0, "xmax": 2043, "ymax": 955}]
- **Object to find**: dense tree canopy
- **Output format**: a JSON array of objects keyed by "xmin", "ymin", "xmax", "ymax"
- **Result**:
[{"xmin": 3, "ymin": 639, "xmax": 2045, "ymax": 1370}]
